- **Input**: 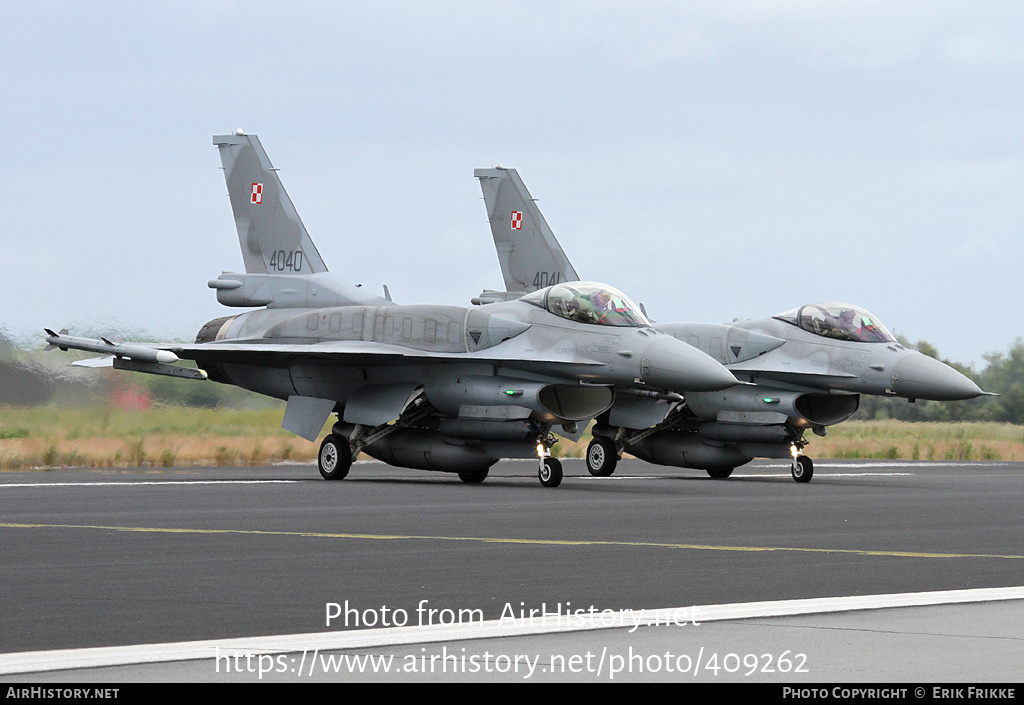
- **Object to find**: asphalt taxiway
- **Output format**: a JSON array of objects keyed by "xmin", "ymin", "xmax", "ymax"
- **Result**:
[{"xmin": 2, "ymin": 458, "xmax": 1023, "ymax": 682}]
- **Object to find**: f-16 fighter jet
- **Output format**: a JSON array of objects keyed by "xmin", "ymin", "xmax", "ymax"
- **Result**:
[
  {"xmin": 44, "ymin": 134, "xmax": 737, "ymax": 487},
  {"xmin": 474, "ymin": 166, "xmax": 986, "ymax": 482}
]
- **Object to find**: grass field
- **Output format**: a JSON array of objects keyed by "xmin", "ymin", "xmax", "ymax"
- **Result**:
[
  {"xmin": 0, "ymin": 405, "xmax": 304, "ymax": 469},
  {"xmin": 2, "ymin": 405, "xmax": 1023, "ymax": 469},
  {"xmin": 806, "ymin": 420, "xmax": 1024, "ymax": 462}
]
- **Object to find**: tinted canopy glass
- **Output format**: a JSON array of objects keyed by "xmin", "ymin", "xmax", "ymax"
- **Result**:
[
  {"xmin": 775, "ymin": 303, "xmax": 895, "ymax": 343},
  {"xmin": 522, "ymin": 282, "xmax": 649, "ymax": 327}
]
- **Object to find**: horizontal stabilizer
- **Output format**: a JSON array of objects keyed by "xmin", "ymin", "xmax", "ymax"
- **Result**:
[
  {"xmin": 71, "ymin": 356, "xmax": 115, "ymax": 368},
  {"xmin": 112, "ymin": 357, "xmax": 208, "ymax": 380}
]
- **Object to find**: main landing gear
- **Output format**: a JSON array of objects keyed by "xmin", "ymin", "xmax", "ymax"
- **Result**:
[
  {"xmin": 586, "ymin": 436, "xmax": 618, "ymax": 477},
  {"xmin": 318, "ymin": 400, "xmax": 433, "ymax": 482},
  {"xmin": 318, "ymin": 434, "xmax": 352, "ymax": 480}
]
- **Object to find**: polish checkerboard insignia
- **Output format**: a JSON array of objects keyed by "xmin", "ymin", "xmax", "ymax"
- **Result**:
[
  {"xmin": 511, "ymin": 211, "xmax": 523, "ymax": 230},
  {"xmin": 251, "ymin": 183, "xmax": 263, "ymax": 204}
]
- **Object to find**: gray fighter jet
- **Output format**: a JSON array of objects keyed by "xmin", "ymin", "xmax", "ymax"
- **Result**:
[
  {"xmin": 43, "ymin": 133, "xmax": 738, "ymax": 487},
  {"xmin": 474, "ymin": 166, "xmax": 987, "ymax": 482}
]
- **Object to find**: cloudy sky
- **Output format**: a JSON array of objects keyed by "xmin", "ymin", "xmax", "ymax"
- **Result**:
[{"xmin": 3, "ymin": 2, "xmax": 1022, "ymax": 367}]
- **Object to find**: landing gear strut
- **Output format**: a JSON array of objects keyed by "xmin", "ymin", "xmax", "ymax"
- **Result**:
[
  {"xmin": 317, "ymin": 397, "xmax": 433, "ymax": 482},
  {"xmin": 790, "ymin": 441, "xmax": 813, "ymax": 483},
  {"xmin": 537, "ymin": 435, "xmax": 562, "ymax": 487}
]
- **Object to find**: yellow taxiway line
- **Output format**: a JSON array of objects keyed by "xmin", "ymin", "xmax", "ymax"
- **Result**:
[{"xmin": 2, "ymin": 522, "xmax": 1022, "ymax": 560}]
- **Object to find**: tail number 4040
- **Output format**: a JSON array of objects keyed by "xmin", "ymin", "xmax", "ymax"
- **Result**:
[{"xmin": 269, "ymin": 250, "xmax": 304, "ymax": 272}]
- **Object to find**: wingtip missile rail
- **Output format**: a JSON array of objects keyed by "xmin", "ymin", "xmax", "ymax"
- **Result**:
[
  {"xmin": 43, "ymin": 329, "xmax": 207, "ymax": 380},
  {"xmin": 44, "ymin": 328, "xmax": 178, "ymax": 363}
]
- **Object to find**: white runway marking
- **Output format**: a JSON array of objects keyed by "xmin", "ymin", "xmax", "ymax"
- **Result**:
[
  {"xmin": 0, "ymin": 480, "xmax": 299, "ymax": 488},
  {"xmin": 747, "ymin": 461, "xmax": 1013, "ymax": 469},
  {"xmin": 2, "ymin": 586, "xmax": 1022, "ymax": 675},
  {"xmin": 736, "ymin": 472, "xmax": 914, "ymax": 478},
  {"xmin": 573, "ymin": 472, "xmax": 916, "ymax": 479}
]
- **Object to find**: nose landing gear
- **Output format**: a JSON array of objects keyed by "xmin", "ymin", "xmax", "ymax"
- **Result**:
[
  {"xmin": 790, "ymin": 442, "xmax": 813, "ymax": 483},
  {"xmin": 537, "ymin": 435, "xmax": 563, "ymax": 487}
]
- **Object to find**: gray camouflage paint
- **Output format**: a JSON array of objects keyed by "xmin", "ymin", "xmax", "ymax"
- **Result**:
[
  {"xmin": 474, "ymin": 166, "xmax": 986, "ymax": 475},
  {"xmin": 45, "ymin": 134, "xmax": 738, "ymax": 484}
]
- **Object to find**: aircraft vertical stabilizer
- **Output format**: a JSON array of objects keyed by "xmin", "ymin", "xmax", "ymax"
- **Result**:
[
  {"xmin": 475, "ymin": 167, "xmax": 579, "ymax": 293},
  {"xmin": 214, "ymin": 132, "xmax": 328, "ymax": 275}
]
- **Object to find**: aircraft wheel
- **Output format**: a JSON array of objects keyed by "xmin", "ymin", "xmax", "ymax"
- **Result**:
[
  {"xmin": 539, "ymin": 457, "xmax": 563, "ymax": 488},
  {"xmin": 706, "ymin": 466, "xmax": 734, "ymax": 479},
  {"xmin": 791, "ymin": 455, "xmax": 813, "ymax": 483},
  {"xmin": 586, "ymin": 437, "xmax": 618, "ymax": 477},
  {"xmin": 458, "ymin": 467, "xmax": 489, "ymax": 484},
  {"xmin": 318, "ymin": 434, "xmax": 351, "ymax": 480}
]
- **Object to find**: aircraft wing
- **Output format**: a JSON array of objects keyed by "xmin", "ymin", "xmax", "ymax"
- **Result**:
[
  {"xmin": 169, "ymin": 338, "xmax": 606, "ymax": 370},
  {"xmin": 45, "ymin": 330, "xmax": 605, "ymax": 378},
  {"xmin": 44, "ymin": 330, "xmax": 210, "ymax": 380}
]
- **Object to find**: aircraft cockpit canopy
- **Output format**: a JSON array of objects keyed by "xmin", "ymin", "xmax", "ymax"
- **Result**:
[
  {"xmin": 774, "ymin": 303, "xmax": 895, "ymax": 344},
  {"xmin": 521, "ymin": 282, "xmax": 650, "ymax": 327}
]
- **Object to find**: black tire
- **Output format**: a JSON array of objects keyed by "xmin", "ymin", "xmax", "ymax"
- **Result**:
[
  {"xmin": 791, "ymin": 455, "xmax": 813, "ymax": 483},
  {"xmin": 706, "ymin": 466, "xmax": 734, "ymax": 479},
  {"xmin": 539, "ymin": 457, "xmax": 563, "ymax": 488},
  {"xmin": 458, "ymin": 467, "xmax": 489, "ymax": 484},
  {"xmin": 318, "ymin": 434, "xmax": 352, "ymax": 480},
  {"xmin": 586, "ymin": 437, "xmax": 618, "ymax": 477}
]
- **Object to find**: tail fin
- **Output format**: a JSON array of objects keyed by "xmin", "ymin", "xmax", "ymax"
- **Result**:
[
  {"xmin": 213, "ymin": 132, "xmax": 328, "ymax": 275},
  {"xmin": 474, "ymin": 167, "xmax": 579, "ymax": 293}
]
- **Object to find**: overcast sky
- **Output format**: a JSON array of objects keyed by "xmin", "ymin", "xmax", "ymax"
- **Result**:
[{"xmin": 2, "ymin": 2, "xmax": 1022, "ymax": 367}]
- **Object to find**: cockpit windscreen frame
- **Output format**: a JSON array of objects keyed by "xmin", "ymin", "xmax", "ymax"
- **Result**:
[
  {"xmin": 521, "ymin": 282, "xmax": 650, "ymax": 328},
  {"xmin": 774, "ymin": 303, "xmax": 895, "ymax": 344}
]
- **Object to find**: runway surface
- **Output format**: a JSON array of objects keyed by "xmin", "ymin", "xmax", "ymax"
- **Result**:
[{"xmin": 2, "ymin": 458, "xmax": 1023, "ymax": 682}]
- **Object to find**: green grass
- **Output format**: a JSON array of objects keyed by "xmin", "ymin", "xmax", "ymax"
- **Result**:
[
  {"xmin": 808, "ymin": 420, "xmax": 1024, "ymax": 462},
  {"xmin": 0, "ymin": 403, "xmax": 307, "ymax": 469},
  {"xmin": 2, "ymin": 405, "xmax": 1022, "ymax": 469},
  {"xmin": 0, "ymin": 404, "xmax": 289, "ymax": 439}
]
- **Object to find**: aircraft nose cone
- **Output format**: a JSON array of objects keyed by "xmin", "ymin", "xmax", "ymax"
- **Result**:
[
  {"xmin": 641, "ymin": 338, "xmax": 737, "ymax": 392},
  {"xmin": 892, "ymin": 353, "xmax": 983, "ymax": 401}
]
